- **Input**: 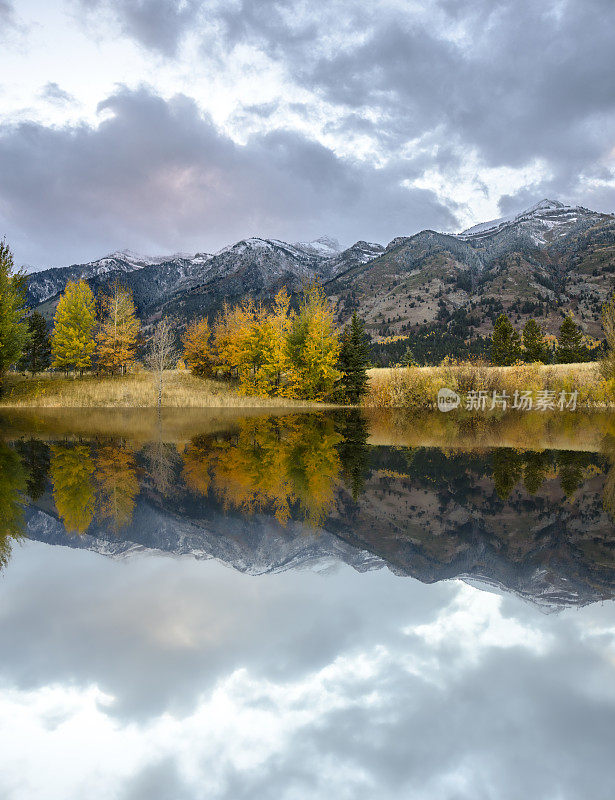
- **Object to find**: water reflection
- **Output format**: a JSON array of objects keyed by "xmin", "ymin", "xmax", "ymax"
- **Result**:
[
  {"xmin": 0, "ymin": 410, "xmax": 615, "ymax": 606},
  {"xmin": 2, "ymin": 410, "xmax": 615, "ymax": 799}
]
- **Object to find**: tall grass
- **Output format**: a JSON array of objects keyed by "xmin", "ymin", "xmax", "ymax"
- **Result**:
[
  {"xmin": 0, "ymin": 370, "xmax": 335, "ymax": 409},
  {"xmin": 364, "ymin": 361, "xmax": 615, "ymax": 408}
]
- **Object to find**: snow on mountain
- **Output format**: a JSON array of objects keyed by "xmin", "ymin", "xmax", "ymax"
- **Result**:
[
  {"xmin": 293, "ymin": 236, "xmax": 342, "ymax": 257},
  {"xmin": 457, "ymin": 198, "xmax": 598, "ymax": 240}
]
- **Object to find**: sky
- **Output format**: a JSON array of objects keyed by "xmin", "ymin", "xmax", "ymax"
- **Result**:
[
  {"xmin": 1, "ymin": 541, "xmax": 615, "ymax": 800},
  {"xmin": 1, "ymin": 0, "xmax": 615, "ymax": 267}
]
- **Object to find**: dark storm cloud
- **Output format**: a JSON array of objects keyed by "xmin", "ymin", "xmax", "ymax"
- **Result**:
[
  {"xmin": 0, "ymin": 85, "xmax": 456, "ymax": 266},
  {"xmin": 75, "ymin": 0, "xmax": 203, "ymax": 57}
]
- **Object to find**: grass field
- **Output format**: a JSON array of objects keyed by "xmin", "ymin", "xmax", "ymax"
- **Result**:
[
  {"xmin": 1, "ymin": 362, "xmax": 613, "ymax": 411},
  {"xmin": 364, "ymin": 361, "xmax": 614, "ymax": 408},
  {"xmin": 0, "ymin": 370, "xmax": 330, "ymax": 409}
]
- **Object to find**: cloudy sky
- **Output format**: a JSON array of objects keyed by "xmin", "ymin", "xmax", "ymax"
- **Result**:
[
  {"xmin": 1, "ymin": 542, "xmax": 615, "ymax": 800},
  {"xmin": 1, "ymin": 0, "xmax": 615, "ymax": 267}
]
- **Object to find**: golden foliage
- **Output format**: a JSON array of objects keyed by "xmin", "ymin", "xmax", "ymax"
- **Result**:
[
  {"xmin": 181, "ymin": 415, "xmax": 342, "ymax": 525},
  {"xmin": 96, "ymin": 284, "xmax": 140, "ymax": 375},
  {"xmin": 182, "ymin": 317, "xmax": 213, "ymax": 377},
  {"xmin": 51, "ymin": 280, "xmax": 97, "ymax": 374},
  {"xmin": 50, "ymin": 443, "xmax": 96, "ymax": 533},
  {"xmin": 95, "ymin": 441, "xmax": 139, "ymax": 531}
]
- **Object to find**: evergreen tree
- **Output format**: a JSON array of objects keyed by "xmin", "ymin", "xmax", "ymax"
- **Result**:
[
  {"xmin": 51, "ymin": 280, "xmax": 96, "ymax": 375},
  {"xmin": 522, "ymin": 318, "xmax": 546, "ymax": 363},
  {"xmin": 96, "ymin": 283, "xmax": 140, "ymax": 375},
  {"xmin": 602, "ymin": 292, "xmax": 615, "ymax": 379},
  {"xmin": 182, "ymin": 317, "xmax": 213, "ymax": 377},
  {"xmin": 15, "ymin": 438, "xmax": 51, "ymax": 501},
  {"xmin": 18, "ymin": 312, "xmax": 51, "ymax": 375},
  {"xmin": 337, "ymin": 313, "xmax": 370, "ymax": 403},
  {"xmin": 556, "ymin": 314, "xmax": 583, "ymax": 363},
  {"xmin": 0, "ymin": 240, "xmax": 29, "ymax": 394},
  {"xmin": 401, "ymin": 345, "xmax": 418, "ymax": 367},
  {"xmin": 491, "ymin": 313, "xmax": 521, "ymax": 366}
]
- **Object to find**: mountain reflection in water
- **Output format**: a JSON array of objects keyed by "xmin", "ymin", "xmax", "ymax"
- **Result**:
[{"xmin": 1, "ymin": 409, "xmax": 615, "ymax": 608}]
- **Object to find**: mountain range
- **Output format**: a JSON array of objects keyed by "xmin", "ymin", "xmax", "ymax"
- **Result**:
[
  {"xmin": 22, "ymin": 441, "xmax": 615, "ymax": 610},
  {"xmin": 25, "ymin": 199, "xmax": 615, "ymax": 344}
]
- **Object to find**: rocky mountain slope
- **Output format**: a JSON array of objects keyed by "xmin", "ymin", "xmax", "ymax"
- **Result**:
[
  {"xmin": 328, "ymin": 199, "xmax": 615, "ymax": 340},
  {"xmin": 25, "ymin": 199, "xmax": 615, "ymax": 341}
]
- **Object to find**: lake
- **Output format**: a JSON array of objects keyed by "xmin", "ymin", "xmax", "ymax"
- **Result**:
[{"xmin": 1, "ymin": 408, "xmax": 615, "ymax": 799}]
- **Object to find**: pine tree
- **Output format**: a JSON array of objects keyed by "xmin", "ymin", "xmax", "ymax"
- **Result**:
[
  {"xmin": 14, "ymin": 438, "xmax": 51, "ymax": 501},
  {"xmin": 51, "ymin": 280, "xmax": 96, "ymax": 375},
  {"xmin": 0, "ymin": 240, "xmax": 29, "ymax": 394},
  {"xmin": 491, "ymin": 313, "xmax": 521, "ymax": 366},
  {"xmin": 284, "ymin": 283, "xmax": 341, "ymax": 401},
  {"xmin": 602, "ymin": 292, "xmax": 615, "ymax": 379},
  {"xmin": 401, "ymin": 345, "xmax": 418, "ymax": 367},
  {"xmin": 18, "ymin": 312, "xmax": 51, "ymax": 375},
  {"xmin": 556, "ymin": 314, "xmax": 583, "ymax": 363},
  {"xmin": 522, "ymin": 318, "xmax": 546, "ymax": 363},
  {"xmin": 337, "ymin": 313, "xmax": 370, "ymax": 403},
  {"xmin": 96, "ymin": 283, "xmax": 140, "ymax": 375},
  {"xmin": 182, "ymin": 317, "xmax": 213, "ymax": 377}
]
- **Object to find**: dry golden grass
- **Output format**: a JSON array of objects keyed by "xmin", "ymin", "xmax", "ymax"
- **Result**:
[
  {"xmin": 364, "ymin": 362, "xmax": 614, "ymax": 409},
  {"xmin": 0, "ymin": 370, "xmax": 332, "ymax": 410}
]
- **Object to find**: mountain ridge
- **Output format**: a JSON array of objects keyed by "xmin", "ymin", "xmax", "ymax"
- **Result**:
[{"xmin": 24, "ymin": 199, "xmax": 615, "ymax": 345}]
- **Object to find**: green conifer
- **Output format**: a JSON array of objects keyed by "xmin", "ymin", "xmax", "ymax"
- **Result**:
[
  {"xmin": 522, "ymin": 318, "xmax": 546, "ymax": 362},
  {"xmin": 556, "ymin": 314, "xmax": 583, "ymax": 363},
  {"xmin": 337, "ymin": 313, "xmax": 371, "ymax": 403},
  {"xmin": 491, "ymin": 313, "xmax": 521, "ymax": 366},
  {"xmin": 18, "ymin": 312, "xmax": 51, "ymax": 375}
]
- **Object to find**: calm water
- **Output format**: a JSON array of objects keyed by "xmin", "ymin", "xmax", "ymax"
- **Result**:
[{"xmin": 1, "ymin": 409, "xmax": 615, "ymax": 799}]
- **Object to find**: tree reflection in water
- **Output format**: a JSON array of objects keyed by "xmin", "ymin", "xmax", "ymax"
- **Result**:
[
  {"xmin": 1, "ymin": 410, "xmax": 615, "ymax": 578},
  {"xmin": 0, "ymin": 442, "xmax": 27, "ymax": 569},
  {"xmin": 182, "ymin": 415, "xmax": 345, "ymax": 525}
]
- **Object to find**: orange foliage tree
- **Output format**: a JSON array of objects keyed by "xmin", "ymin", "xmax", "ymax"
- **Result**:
[
  {"xmin": 96, "ymin": 283, "xmax": 140, "ymax": 375},
  {"xmin": 182, "ymin": 317, "xmax": 213, "ymax": 377}
]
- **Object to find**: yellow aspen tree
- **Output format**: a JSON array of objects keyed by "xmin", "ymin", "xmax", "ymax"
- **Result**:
[
  {"xmin": 51, "ymin": 280, "xmax": 97, "ymax": 375},
  {"xmin": 182, "ymin": 317, "xmax": 213, "ymax": 377},
  {"xmin": 96, "ymin": 283, "xmax": 140, "ymax": 375},
  {"xmin": 284, "ymin": 283, "xmax": 341, "ymax": 400},
  {"xmin": 257, "ymin": 288, "xmax": 292, "ymax": 395}
]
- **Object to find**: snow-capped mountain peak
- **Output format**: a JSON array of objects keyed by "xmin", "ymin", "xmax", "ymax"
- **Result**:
[
  {"xmin": 457, "ymin": 198, "xmax": 599, "ymax": 239},
  {"xmin": 293, "ymin": 236, "xmax": 342, "ymax": 258}
]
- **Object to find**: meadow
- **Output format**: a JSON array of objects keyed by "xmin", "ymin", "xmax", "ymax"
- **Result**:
[
  {"xmin": 0, "ymin": 369, "xmax": 330, "ymax": 409},
  {"xmin": 364, "ymin": 361, "xmax": 613, "ymax": 408},
  {"xmin": 1, "ymin": 361, "xmax": 613, "ymax": 411}
]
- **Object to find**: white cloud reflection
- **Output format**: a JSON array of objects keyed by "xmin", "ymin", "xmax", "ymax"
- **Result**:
[{"xmin": 0, "ymin": 542, "xmax": 615, "ymax": 799}]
